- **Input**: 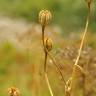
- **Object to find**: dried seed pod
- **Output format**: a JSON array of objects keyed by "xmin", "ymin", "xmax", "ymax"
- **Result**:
[
  {"xmin": 39, "ymin": 10, "xmax": 52, "ymax": 27},
  {"xmin": 44, "ymin": 37, "xmax": 53, "ymax": 51},
  {"xmin": 8, "ymin": 87, "xmax": 20, "ymax": 96}
]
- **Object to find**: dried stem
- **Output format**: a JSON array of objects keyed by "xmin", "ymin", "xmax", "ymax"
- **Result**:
[
  {"xmin": 40, "ymin": 9, "xmax": 66, "ymax": 96},
  {"xmin": 70, "ymin": 4, "xmax": 91, "ymax": 96},
  {"xmin": 46, "ymin": 50, "xmax": 66, "ymax": 85},
  {"xmin": 45, "ymin": 73, "xmax": 54, "ymax": 96},
  {"xmin": 42, "ymin": 26, "xmax": 54, "ymax": 96},
  {"xmin": 42, "ymin": 26, "xmax": 65, "ymax": 85},
  {"xmin": 41, "ymin": 18, "xmax": 66, "ymax": 96}
]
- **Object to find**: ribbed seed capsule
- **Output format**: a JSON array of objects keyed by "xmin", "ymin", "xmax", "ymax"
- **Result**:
[
  {"xmin": 8, "ymin": 87, "xmax": 20, "ymax": 96},
  {"xmin": 39, "ymin": 10, "xmax": 52, "ymax": 27},
  {"xmin": 44, "ymin": 37, "xmax": 53, "ymax": 51}
]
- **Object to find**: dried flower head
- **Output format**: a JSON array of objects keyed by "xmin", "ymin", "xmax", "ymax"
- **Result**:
[
  {"xmin": 8, "ymin": 87, "xmax": 20, "ymax": 96},
  {"xmin": 39, "ymin": 10, "xmax": 52, "ymax": 27},
  {"xmin": 44, "ymin": 37, "xmax": 53, "ymax": 51}
]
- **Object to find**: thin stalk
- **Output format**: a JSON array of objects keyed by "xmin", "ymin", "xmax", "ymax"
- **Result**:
[
  {"xmin": 44, "ymin": 52, "xmax": 47, "ymax": 72},
  {"xmin": 42, "ymin": 25, "xmax": 66, "ymax": 95},
  {"xmin": 46, "ymin": 49, "xmax": 66, "ymax": 85},
  {"xmin": 70, "ymin": 7, "xmax": 91, "ymax": 96},
  {"xmin": 44, "ymin": 52, "xmax": 54, "ymax": 96},
  {"xmin": 42, "ymin": 26, "xmax": 45, "ymax": 49},
  {"xmin": 45, "ymin": 73, "xmax": 54, "ymax": 96},
  {"xmin": 42, "ymin": 26, "xmax": 65, "ymax": 85},
  {"xmin": 42, "ymin": 27, "xmax": 54, "ymax": 96}
]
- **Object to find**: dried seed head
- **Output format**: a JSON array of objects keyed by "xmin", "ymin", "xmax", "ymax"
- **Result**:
[
  {"xmin": 44, "ymin": 37, "xmax": 53, "ymax": 51},
  {"xmin": 8, "ymin": 87, "xmax": 20, "ymax": 96},
  {"xmin": 39, "ymin": 10, "xmax": 52, "ymax": 27}
]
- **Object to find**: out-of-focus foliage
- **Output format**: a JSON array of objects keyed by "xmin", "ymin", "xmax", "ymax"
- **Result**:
[
  {"xmin": 0, "ymin": 0, "xmax": 96, "ymax": 32},
  {"xmin": 0, "ymin": 31, "xmax": 96, "ymax": 96},
  {"xmin": 0, "ymin": 0, "xmax": 96, "ymax": 96}
]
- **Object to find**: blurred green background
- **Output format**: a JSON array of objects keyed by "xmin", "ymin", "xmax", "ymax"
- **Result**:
[
  {"xmin": 0, "ymin": 0, "xmax": 96, "ymax": 96},
  {"xmin": 0, "ymin": 0, "xmax": 96, "ymax": 32}
]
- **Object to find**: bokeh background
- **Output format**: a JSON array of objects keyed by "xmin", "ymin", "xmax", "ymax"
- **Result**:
[
  {"xmin": 0, "ymin": 0, "xmax": 96, "ymax": 96},
  {"xmin": 0, "ymin": 0, "xmax": 96, "ymax": 32}
]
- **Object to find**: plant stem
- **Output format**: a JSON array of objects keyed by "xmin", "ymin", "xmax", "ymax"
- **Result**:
[
  {"xmin": 44, "ymin": 52, "xmax": 47, "ymax": 72},
  {"xmin": 44, "ymin": 52, "xmax": 54, "ymax": 96},
  {"xmin": 42, "ymin": 26, "xmax": 65, "ymax": 84},
  {"xmin": 42, "ymin": 26, "xmax": 54, "ymax": 96},
  {"xmin": 70, "ymin": 7, "xmax": 90, "ymax": 96},
  {"xmin": 45, "ymin": 73, "xmax": 54, "ymax": 96},
  {"xmin": 46, "ymin": 50, "xmax": 66, "ymax": 85}
]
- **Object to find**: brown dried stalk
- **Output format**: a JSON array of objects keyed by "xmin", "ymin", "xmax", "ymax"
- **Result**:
[
  {"xmin": 39, "ymin": 9, "xmax": 66, "ymax": 96},
  {"xmin": 39, "ymin": 10, "xmax": 54, "ymax": 96},
  {"xmin": 70, "ymin": 1, "xmax": 92, "ymax": 96}
]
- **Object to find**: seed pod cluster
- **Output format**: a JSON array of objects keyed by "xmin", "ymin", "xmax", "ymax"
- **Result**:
[
  {"xmin": 8, "ymin": 87, "xmax": 20, "ymax": 96},
  {"xmin": 39, "ymin": 10, "xmax": 52, "ymax": 27}
]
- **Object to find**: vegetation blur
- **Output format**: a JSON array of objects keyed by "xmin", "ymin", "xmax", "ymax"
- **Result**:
[
  {"xmin": 0, "ymin": 0, "xmax": 96, "ymax": 96},
  {"xmin": 0, "ymin": 0, "xmax": 96, "ymax": 32}
]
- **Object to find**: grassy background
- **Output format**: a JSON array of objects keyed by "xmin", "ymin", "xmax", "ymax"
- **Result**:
[
  {"xmin": 0, "ymin": 0, "xmax": 96, "ymax": 32},
  {"xmin": 0, "ymin": 0, "xmax": 96, "ymax": 96}
]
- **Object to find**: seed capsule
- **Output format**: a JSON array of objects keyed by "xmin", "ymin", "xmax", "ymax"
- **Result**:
[
  {"xmin": 39, "ymin": 10, "xmax": 52, "ymax": 27},
  {"xmin": 44, "ymin": 37, "xmax": 53, "ymax": 51},
  {"xmin": 8, "ymin": 87, "xmax": 20, "ymax": 96}
]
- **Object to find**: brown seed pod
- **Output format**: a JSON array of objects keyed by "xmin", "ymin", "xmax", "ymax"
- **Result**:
[
  {"xmin": 44, "ymin": 37, "xmax": 53, "ymax": 51},
  {"xmin": 8, "ymin": 87, "xmax": 20, "ymax": 96},
  {"xmin": 39, "ymin": 10, "xmax": 52, "ymax": 27}
]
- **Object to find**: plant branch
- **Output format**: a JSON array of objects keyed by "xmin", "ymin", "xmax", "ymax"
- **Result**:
[
  {"xmin": 42, "ymin": 27, "xmax": 54, "ymax": 96},
  {"xmin": 70, "ymin": 5, "xmax": 91, "ymax": 96}
]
